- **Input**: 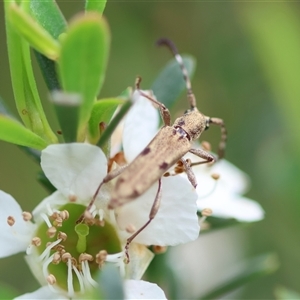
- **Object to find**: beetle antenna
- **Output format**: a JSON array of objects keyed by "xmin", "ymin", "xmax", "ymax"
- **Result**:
[{"xmin": 156, "ymin": 38, "xmax": 196, "ymax": 109}]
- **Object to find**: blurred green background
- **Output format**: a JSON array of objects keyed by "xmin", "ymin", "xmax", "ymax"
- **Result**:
[{"xmin": 1, "ymin": 1, "xmax": 300, "ymax": 298}]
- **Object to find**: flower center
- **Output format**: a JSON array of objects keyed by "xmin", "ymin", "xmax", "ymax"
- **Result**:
[{"xmin": 33, "ymin": 203, "xmax": 122, "ymax": 296}]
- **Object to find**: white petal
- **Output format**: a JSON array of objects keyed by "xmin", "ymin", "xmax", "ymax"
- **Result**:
[
  {"xmin": 41, "ymin": 143, "xmax": 107, "ymax": 201},
  {"xmin": 117, "ymin": 177, "xmax": 199, "ymax": 245},
  {"xmin": 14, "ymin": 286, "xmax": 68, "ymax": 299},
  {"xmin": 125, "ymin": 280, "xmax": 167, "ymax": 299},
  {"xmin": 123, "ymin": 91, "xmax": 159, "ymax": 162},
  {"xmin": 126, "ymin": 244, "xmax": 154, "ymax": 280},
  {"xmin": 197, "ymin": 187, "xmax": 264, "ymax": 222},
  {"xmin": 0, "ymin": 191, "xmax": 34, "ymax": 258}
]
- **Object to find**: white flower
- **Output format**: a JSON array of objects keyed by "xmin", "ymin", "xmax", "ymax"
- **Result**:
[
  {"xmin": 0, "ymin": 93, "xmax": 199, "ymax": 298},
  {"xmin": 120, "ymin": 90, "xmax": 264, "ymax": 223}
]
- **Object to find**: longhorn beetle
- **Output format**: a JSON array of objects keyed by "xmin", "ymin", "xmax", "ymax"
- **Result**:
[{"xmin": 80, "ymin": 38, "xmax": 227, "ymax": 260}]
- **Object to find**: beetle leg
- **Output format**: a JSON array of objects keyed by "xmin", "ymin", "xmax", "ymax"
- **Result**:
[{"xmin": 124, "ymin": 178, "xmax": 162, "ymax": 263}]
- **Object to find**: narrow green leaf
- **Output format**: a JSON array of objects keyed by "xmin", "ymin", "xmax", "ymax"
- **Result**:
[
  {"xmin": 29, "ymin": 0, "xmax": 67, "ymax": 39},
  {"xmin": 51, "ymin": 91, "xmax": 82, "ymax": 143},
  {"xmin": 151, "ymin": 55, "xmax": 196, "ymax": 109},
  {"xmin": 8, "ymin": 3, "xmax": 60, "ymax": 60},
  {"xmin": 4, "ymin": 1, "xmax": 58, "ymax": 144},
  {"xmin": 88, "ymin": 98, "xmax": 124, "ymax": 144},
  {"xmin": 0, "ymin": 115, "xmax": 48, "ymax": 150},
  {"xmin": 58, "ymin": 12, "xmax": 110, "ymax": 139},
  {"xmin": 200, "ymin": 253, "xmax": 279, "ymax": 299},
  {"xmin": 85, "ymin": 0, "xmax": 107, "ymax": 15},
  {"xmin": 29, "ymin": 0, "xmax": 67, "ymax": 90},
  {"xmin": 97, "ymin": 100, "xmax": 132, "ymax": 150}
]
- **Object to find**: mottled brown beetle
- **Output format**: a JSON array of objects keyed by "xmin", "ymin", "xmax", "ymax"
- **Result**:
[{"xmin": 82, "ymin": 38, "xmax": 227, "ymax": 260}]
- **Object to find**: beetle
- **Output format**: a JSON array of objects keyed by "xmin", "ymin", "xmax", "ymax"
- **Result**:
[{"xmin": 81, "ymin": 38, "xmax": 227, "ymax": 259}]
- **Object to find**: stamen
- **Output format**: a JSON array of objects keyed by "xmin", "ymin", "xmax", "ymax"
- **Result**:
[
  {"xmin": 201, "ymin": 141, "xmax": 212, "ymax": 152},
  {"xmin": 42, "ymin": 253, "xmax": 56, "ymax": 279},
  {"xmin": 95, "ymin": 250, "xmax": 107, "ymax": 267},
  {"xmin": 22, "ymin": 211, "xmax": 32, "ymax": 221},
  {"xmin": 105, "ymin": 252, "xmax": 124, "ymax": 263},
  {"xmin": 68, "ymin": 194, "xmax": 77, "ymax": 202},
  {"xmin": 125, "ymin": 224, "xmax": 136, "ymax": 234},
  {"xmin": 98, "ymin": 209, "xmax": 104, "ymax": 221},
  {"xmin": 82, "ymin": 260, "xmax": 98, "ymax": 288},
  {"xmin": 72, "ymin": 265, "xmax": 85, "ymax": 294},
  {"xmin": 7, "ymin": 216, "xmax": 15, "ymax": 226},
  {"xmin": 47, "ymin": 274, "xmax": 56, "ymax": 285},
  {"xmin": 41, "ymin": 213, "xmax": 52, "ymax": 228},
  {"xmin": 39, "ymin": 239, "xmax": 62, "ymax": 262},
  {"xmin": 47, "ymin": 226, "xmax": 57, "ymax": 238},
  {"xmin": 52, "ymin": 252, "xmax": 61, "ymax": 264},
  {"xmin": 199, "ymin": 208, "xmax": 213, "ymax": 225},
  {"xmin": 67, "ymin": 258, "xmax": 75, "ymax": 297},
  {"xmin": 57, "ymin": 231, "xmax": 67, "ymax": 242},
  {"xmin": 59, "ymin": 210, "xmax": 69, "ymax": 221},
  {"xmin": 46, "ymin": 203, "xmax": 54, "ymax": 216},
  {"xmin": 31, "ymin": 237, "xmax": 41, "ymax": 247},
  {"xmin": 211, "ymin": 173, "xmax": 220, "ymax": 180},
  {"xmin": 152, "ymin": 245, "xmax": 168, "ymax": 254}
]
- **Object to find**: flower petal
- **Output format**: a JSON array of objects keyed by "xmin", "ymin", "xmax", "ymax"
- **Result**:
[
  {"xmin": 117, "ymin": 176, "xmax": 199, "ymax": 245},
  {"xmin": 125, "ymin": 280, "xmax": 167, "ymax": 299},
  {"xmin": 123, "ymin": 91, "xmax": 159, "ymax": 162},
  {"xmin": 0, "ymin": 191, "xmax": 34, "ymax": 258},
  {"xmin": 14, "ymin": 286, "xmax": 68, "ymax": 299},
  {"xmin": 41, "ymin": 143, "xmax": 107, "ymax": 200},
  {"xmin": 197, "ymin": 187, "xmax": 264, "ymax": 222}
]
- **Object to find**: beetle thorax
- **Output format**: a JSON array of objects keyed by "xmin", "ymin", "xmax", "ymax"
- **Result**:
[{"xmin": 173, "ymin": 108, "xmax": 207, "ymax": 141}]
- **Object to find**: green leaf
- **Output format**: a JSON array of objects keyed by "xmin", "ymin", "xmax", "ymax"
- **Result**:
[
  {"xmin": 97, "ymin": 97, "xmax": 132, "ymax": 150},
  {"xmin": 29, "ymin": 0, "xmax": 67, "ymax": 90},
  {"xmin": 275, "ymin": 286, "xmax": 300, "ymax": 300},
  {"xmin": 0, "ymin": 115, "xmax": 48, "ymax": 150},
  {"xmin": 200, "ymin": 253, "xmax": 279, "ymax": 299},
  {"xmin": 151, "ymin": 55, "xmax": 196, "ymax": 109},
  {"xmin": 4, "ymin": 1, "xmax": 58, "ymax": 144},
  {"xmin": 29, "ymin": 0, "xmax": 67, "ymax": 39},
  {"xmin": 51, "ymin": 91, "xmax": 82, "ymax": 143},
  {"xmin": 85, "ymin": 0, "xmax": 107, "ymax": 15},
  {"xmin": 58, "ymin": 12, "xmax": 110, "ymax": 139},
  {"xmin": 7, "ymin": 3, "xmax": 60, "ymax": 60},
  {"xmin": 88, "ymin": 98, "xmax": 124, "ymax": 144}
]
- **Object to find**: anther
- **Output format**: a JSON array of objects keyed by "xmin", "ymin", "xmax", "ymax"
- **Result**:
[
  {"xmin": 79, "ymin": 253, "xmax": 94, "ymax": 263},
  {"xmin": 22, "ymin": 211, "xmax": 32, "ymax": 221},
  {"xmin": 211, "ymin": 173, "xmax": 220, "ymax": 180},
  {"xmin": 201, "ymin": 208, "xmax": 213, "ymax": 217},
  {"xmin": 62, "ymin": 252, "xmax": 72, "ymax": 263},
  {"xmin": 52, "ymin": 252, "xmax": 61, "ymax": 264},
  {"xmin": 125, "ymin": 224, "xmax": 136, "ymax": 234},
  {"xmin": 96, "ymin": 250, "xmax": 107, "ymax": 267},
  {"xmin": 152, "ymin": 245, "xmax": 168, "ymax": 254},
  {"xmin": 69, "ymin": 194, "xmax": 77, "ymax": 202},
  {"xmin": 57, "ymin": 231, "xmax": 67, "ymax": 241},
  {"xmin": 53, "ymin": 217, "xmax": 63, "ymax": 227},
  {"xmin": 47, "ymin": 226, "xmax": 57, "ymax": 238},
  {"xmin": 47, "ymin": 274, "xmax": 57, "ymax": 285},
  {"xmin": 95, "ymin": 219, "xmax": 105, "ymax": 227},
  {"xmin": 201, "ymin": 141, "xmax": 212, "ymax": 152},
  {"xmin": 7, "ymin": 216, "xmax": 15, "ymax": 226},
  {"xmin": 59, "ymin": 210, "xmax": 69, "ymax": 220},
  {"xmin": 31, "ymin": 237, "xmax": 41, "ymax": 247}
]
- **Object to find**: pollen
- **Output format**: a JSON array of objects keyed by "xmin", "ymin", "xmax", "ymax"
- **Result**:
[
  {"xmin": 152, "ymin": 245, "xmax": 168, "ymax": 254},
  {"xmin": 201, "ymin": 208, "xmax": 213, "ymax": 217},
  {"xmin": 7, "ymin": 216, "xmax": 15, "ymax": 226},
  {"xmin": 57, "ymin": 231, "xmax": 67, "ymax": 241},
  {"xmin": 125, "ymin": 223, "xmax": 136, "ymax": 234}
]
